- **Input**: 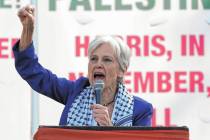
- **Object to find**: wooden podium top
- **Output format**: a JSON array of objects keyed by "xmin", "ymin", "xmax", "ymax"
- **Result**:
[{"xmin": 34, "ymin": 126, "xmax": 189, "ymax": 140}]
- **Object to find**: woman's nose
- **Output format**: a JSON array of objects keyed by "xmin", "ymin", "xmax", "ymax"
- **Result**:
[{"xmin": 95, "ymin": 59, "xmax": 103, "ymax": 68}]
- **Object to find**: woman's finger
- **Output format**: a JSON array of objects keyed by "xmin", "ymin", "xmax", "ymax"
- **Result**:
[
  {"xmin": 94, "ymin": 118, "xmax": 108, "ymax": 126},
  {"xmin": 91, "ymin": 104, "xmax": 106, "ymax": 109}
]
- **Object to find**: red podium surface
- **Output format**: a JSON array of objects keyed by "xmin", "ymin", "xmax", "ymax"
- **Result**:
[{"xmin": 34, "ymin": 126, "xmax": 189, "ymax": 140}]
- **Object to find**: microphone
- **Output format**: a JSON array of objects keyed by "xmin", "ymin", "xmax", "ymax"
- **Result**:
[{"xmin": 94, "ymin": 80, "xmax": 104, "ymax": 104}]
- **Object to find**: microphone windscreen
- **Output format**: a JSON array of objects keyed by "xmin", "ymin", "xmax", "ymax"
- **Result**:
[{"xmin": 94, "ymin": 80, "xmax": 104, "ymax": 104}]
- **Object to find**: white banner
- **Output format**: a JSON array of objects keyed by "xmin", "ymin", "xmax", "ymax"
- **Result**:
[
  {"xmin": 0, "ymin": 0, "xmax": 31, "ymax": 139},
  {"xmin": 37, "ymin": 1, "xmax": 210, "ymax": 140},
  {"xmin": 1, "ymin": 0, "xmax": 210, "ymax": 140}
]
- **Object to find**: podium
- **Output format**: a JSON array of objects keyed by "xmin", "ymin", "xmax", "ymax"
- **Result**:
[{"xmin": 34, "ymin": 126, "xmax": 189, "ymax": 140}]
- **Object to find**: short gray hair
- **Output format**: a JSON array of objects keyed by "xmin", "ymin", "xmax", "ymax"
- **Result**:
[{"xmin": 88, "ymin": 36, "xmax": 131, "ymax": 82}]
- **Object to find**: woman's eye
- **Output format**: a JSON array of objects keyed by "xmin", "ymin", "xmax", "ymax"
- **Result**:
[
  {"xmin": 104, "ymin": 58, "xmax": 112, "ymax": 62},
  {"xmin": 90, "ymin": 57, "xmax": 97, "ymax": 62}
]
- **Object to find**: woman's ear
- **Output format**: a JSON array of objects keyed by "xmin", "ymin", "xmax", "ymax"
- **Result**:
[
  {"xmin": 118, "ymin": 66, "xmax": 127, "ymax": 79},
  {"xmin": 117, "ymin": 70, "xmax": 126, "ymax": 83},
  {"xmin": 118, "ymin": 70, "xmax": 124, "ymax": 78}
]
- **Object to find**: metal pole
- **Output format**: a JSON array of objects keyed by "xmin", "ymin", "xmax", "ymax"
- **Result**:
[{"xmin": 30, "ymin": 0, "xmax": 39, "ymax": 139}]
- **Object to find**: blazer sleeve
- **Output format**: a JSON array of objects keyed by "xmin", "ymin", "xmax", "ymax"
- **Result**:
[
  {"xmin": 13, "ymin": 41, "xmax": 74, "ymax": 105},
  {"xmin": 133, "ymin": 96, "xmax": 153, "ymax": 126}
]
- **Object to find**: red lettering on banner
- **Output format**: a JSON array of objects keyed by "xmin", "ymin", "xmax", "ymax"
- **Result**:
[
  {"xmin": 157, "ymin": 72, "xmax": 171, "ymax": 92},
  {"xmin": 0, "ymin": 38, "xmax": 18, "ymax": 59},
  {"xmin": 127, "ymin": 35, "xmax": 141, "ymax": 56},
  {"xmin": 144, "ymin": 36, "xmax": 149, "ymax": 56},
  {"xmin": 164, "ymin": 108, "xmax": 176, "ymax": 126},
  {"xmin": 152, "ymin": 35, "xmax": 165, "ymax": 56},
  {"xmin": 131, "ymin": 71, "xmax": 205, "ymax": 94},
  {"xmin": 75, "ymin": 34, "xmax": 205, "ymax": 59},
  {"xmin": 134, "ymin": 72, "xmax": 154, "ymax": 93},
  {"xmin": 181, "ymin": 35, "xmax": 204, "ymax": 56},
  {"xmin": 152, "ymin": 108, "xmax": 176, "ymax": 127},
  {"xmin": 126, "ymin": 35, "xmax": 165, "ymax": 57},
  {"xmin": 175, "ymin": 71, "xmax": 187, "ymax": 92},
  {"xmin": 0, "ymin": 38, "xmax": 9, "ymax": 58},
  {"xmin": 75, "ymin": 36, "xmax": 89, "ymax": 57},
  {"xmin": 75, "ymin": 35, "xmax": 166, "ymax": 58},
  {"xmin": 67, "ymin": 71, "xmax": 206, "ymax": 94},
  {"xmin": 152, "ymin": 109, "xmax": 157, "ymax": 126},
  {"xmin": 207, "ymin": 87, "xmax": 210, "ymax": 97},
  {"xmin": 68, "ymin": 72, "xmax": 85, "ymax": 80},
  {"xmin": 189, "ymin": 71, "xmax": 204, "ymax": 92},
  {"xmin": 189, "ymin": 35, "xmax": 204, "ymax": 56}
]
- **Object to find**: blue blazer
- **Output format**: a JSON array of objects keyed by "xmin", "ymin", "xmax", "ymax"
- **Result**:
[{"xmin": 13, "ymin": 41, "xmax": 153, "ymax": 126}]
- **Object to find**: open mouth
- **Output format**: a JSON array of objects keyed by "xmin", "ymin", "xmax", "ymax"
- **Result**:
[{"xmin": 94, "ymin": 72, "xmax": 105, "ymax": 80}]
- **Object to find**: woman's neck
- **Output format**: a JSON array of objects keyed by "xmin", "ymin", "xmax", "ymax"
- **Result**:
[{"xmin": 101, "ymin": 84, "xmax": 117, "ymax": 106}]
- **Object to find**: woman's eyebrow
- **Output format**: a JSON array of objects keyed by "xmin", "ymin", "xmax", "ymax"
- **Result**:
[
  {"xmin": 103, "ymin": 55, "xmax": 115, "ymax": 59},
  {"xmin": 90, "ymin": 54, "xmax": 97, "ymax": 57},
  {"xmin": 91, "ymin": 54, "xmax": 114, "ymax": 58}
]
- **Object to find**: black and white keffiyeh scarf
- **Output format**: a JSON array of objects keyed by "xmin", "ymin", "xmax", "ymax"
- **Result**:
[{"xmin": 67, "ymin": 83, "xmax": 134, "ymax": 126}]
